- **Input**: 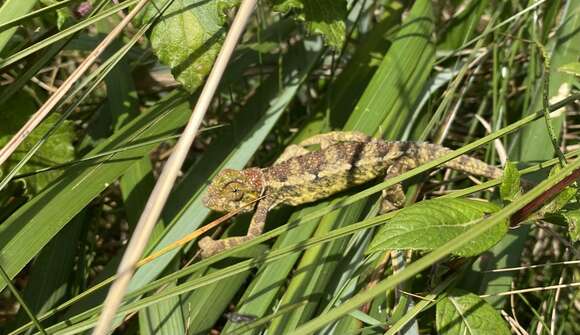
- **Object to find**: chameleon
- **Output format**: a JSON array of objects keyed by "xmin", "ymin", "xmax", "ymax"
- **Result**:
[{"xmin": 199, "ymin": 131, "xmax": 502, "ymax": 258}]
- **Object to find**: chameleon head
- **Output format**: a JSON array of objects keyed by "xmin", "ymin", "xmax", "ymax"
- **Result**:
[{"xmin": 203, "ymin": 167, "xmax": 264, "ymax": 213}]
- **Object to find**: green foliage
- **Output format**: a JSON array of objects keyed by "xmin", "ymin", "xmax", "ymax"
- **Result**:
[
  {"xmin": 0, "ymin": 93, "xmax": 190, "ymax": 293},
  {"xmin": 539, "ymin": 166, "xmax": 577, "ymax": 215},
  {"xmin": 0, "ymin": 92, "xmax": 74, "ymax": 194},
  {"xmin": 368, "ymin": 198, "xmax": 508, "ymax": 257},
  {"xmin": 272, "ymin": 0, "xmax": 346, "ymax": 49},
  {"xmin": 562, "ymin": 209, "xmax": 580, "ymax": 241},
  {"xmin": 500, "ymin": 161, "xmax": 520, "ymax": 202},
  {"xmin": 438, "ymin": 0, "xmax": 488, "ymax": 50},
  {"xmin": 436, "ymin": 289, "xmax": 510, "ymax": 335},
  {"xmin": 537, "ymin": 167, "xmax": 580, "ymax": 242},
  {"xmin": 40, "ymin": 0, "xmax": 72, "ymax": 29},
  {"xmin": 1, "ymin": 1, "xmax": 580, "ymax": 334},
  {"xmin": 345, "ymin": 0, "xmax": 434, "ymax": 135},
  {"xmin": 149, "ymin": 0, "xmax": 225, "ymax": 91}
]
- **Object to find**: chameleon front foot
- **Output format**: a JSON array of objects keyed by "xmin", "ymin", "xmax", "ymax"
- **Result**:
[
  {"xmin": 198, "ymin": 235, "xmax": 254, "ymax": 258},
  {"xmin": 198, "ymin": 236, "xmax": 224, "ymax": 258}
]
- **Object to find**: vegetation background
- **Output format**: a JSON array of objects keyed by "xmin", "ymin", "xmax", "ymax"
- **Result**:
[{"xmin": 0, "ymin": 0, "xmax": 579, "ymax": 334}]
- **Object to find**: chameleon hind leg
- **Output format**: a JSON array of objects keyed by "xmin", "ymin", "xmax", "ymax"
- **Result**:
[
  {"xmin": 198, "ymin": 200, "xmax": 270, "ymax": 258},
  {"xmin": 299, "ymin": 131, "xmax": 371, "ymax": 149},
  {"xmin": 380, "ymin": 157, "xmax": 418, "ymax": 213}
]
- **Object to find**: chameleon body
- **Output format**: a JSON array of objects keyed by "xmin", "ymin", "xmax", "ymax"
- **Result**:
[{"xmin": 200, "ymin": 131, "xmax": 502, "ymax": 258}]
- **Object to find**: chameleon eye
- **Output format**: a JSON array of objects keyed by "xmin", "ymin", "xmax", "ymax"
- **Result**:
[{"xmin": 225, "ymin": 182, "xmax": 244, "ymax": 201}]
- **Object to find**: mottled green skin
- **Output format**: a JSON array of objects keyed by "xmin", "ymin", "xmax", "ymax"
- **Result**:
[
  {"xmin": 200, "ymin": 133, "xmax": 502, "ymax": 257},
  {"xmin": 264, "ymin": 141, "xmax": 398, "ymax": 206}
]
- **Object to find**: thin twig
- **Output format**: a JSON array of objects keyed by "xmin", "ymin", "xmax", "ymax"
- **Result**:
[
  {"xmin": 482, "ymin": 260, "xmax": 580, "ymax": 272},
  {"xmin": 91, "ymin": 1, "xmax": 257, "ymax": 334},
  {"xmin": 479, "ymin": 282, "xmax": 580, "ymax": 298},
  {"xmin": 0, "ymin": 0, "xmax": 152, "ymax": 167}
]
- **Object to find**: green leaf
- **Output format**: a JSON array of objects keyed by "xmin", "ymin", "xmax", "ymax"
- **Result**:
[
  {"xmin": 271, "ymin": 0, "xmax": 302, "ymax": 13},
  {"xmin": 272, "ymin": 0, "xmax": 346, "ymax": 49},
  {"xmin": 558, "ymin": 62, "xmax": 580, "ymax": 76},
  {"xmin": 436, "ymin": 289, "xmax": 510, "ymax": 335},
  {"xmin": 368, "ymin": 198, "xmax": 507, "ymax": 257},
  {"xmin": 40, "ymin": 0, "xmax": 72, "ymax": 29},
  {"xmin": 149, "ymin": 0, "xmax": 225, "ymax": 91},
  {"xmin": 500, "ymin": 161, "xmax": 520, "ymax": 202},
  {"xmin": 562, "ymin": 210, "xmax": 580, "ymax": 242},
  {"xmin": 0, "ymin": 92, "xmax": 75, "ymax": 194},
  {"xmin": 244, "ymin": 41, "xmax": 279, "ymax": 53}
]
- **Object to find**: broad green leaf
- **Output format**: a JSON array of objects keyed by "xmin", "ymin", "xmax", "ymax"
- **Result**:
[
  {"xmin": 272, "ymin": 0, "xmax": 346, "ymax": 49},
  {"xmin": 271, "ymin": 0, "xmax": 301, "ymax": 13},
  {"xmin": 558, "ymin": 62, "xmax": 580, "ymax": 76},
  {"xmin": 301, "ymin": 0, "xmax": 346, "ymax": 49},
  {"xmin": 0, "ymin": 92, "xmax": 75, "ymax": 194},
  {"xmin": 368, "ymin": 198, "xmax": 507, "ymax": 257},
  {"xmin": 244, "ymin": 41, "xmax": 279, "ymax": 53},
  {"xmin": 499, "ymin": 161, "xmax": 520, "ymax": 202},
  {"xmin": 149, "ymin": 0, "xmax": 224, "ymax": 91},
  {"xmin": 436, "ymin": 289, "xmax": 510, "ymax": 335}
]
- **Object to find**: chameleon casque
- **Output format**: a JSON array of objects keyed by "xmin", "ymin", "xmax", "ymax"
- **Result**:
[{"xmin": 200, "ymin": 131, "xmax": 502, "ymax": 258}]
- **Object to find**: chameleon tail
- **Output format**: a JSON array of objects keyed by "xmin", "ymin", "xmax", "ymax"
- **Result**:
[{"xmin": 398, "ymin": 142, "xmax": 503, "ymax": 179}]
